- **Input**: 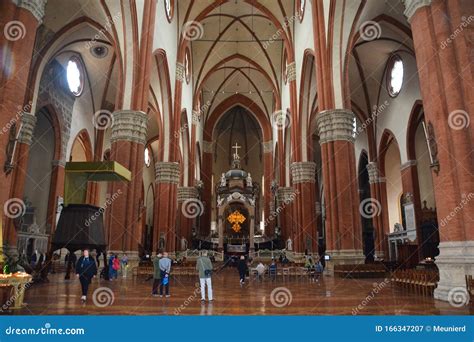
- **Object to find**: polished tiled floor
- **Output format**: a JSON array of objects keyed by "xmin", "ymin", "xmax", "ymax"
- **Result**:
[{"xmin": 14, "ymin": 269, "xmax": 471, "ymax": 315}]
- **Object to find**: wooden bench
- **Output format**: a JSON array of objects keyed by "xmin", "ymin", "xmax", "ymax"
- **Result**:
[{"xmin": 391, "ymin": 269, "xmax": 438, "ymax": 296}]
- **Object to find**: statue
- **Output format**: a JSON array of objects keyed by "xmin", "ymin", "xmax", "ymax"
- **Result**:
[
  {"xmin": 181, "ymin": 237, "xmax": 188, "ymax": 251},
  {"xmin": 220, "ymin": 173, "xmax": 226, "ymax": 187},
  {"xmin": 286, "ymin": 237, "xmax": 293, "ymax": 251},
  {"xmin": 394, "ymin": 223, "xmax": 403, "ymax": 232},
  {"xmin": 246, "ymin": 173, "xmax": 252, "ymax": 187}
]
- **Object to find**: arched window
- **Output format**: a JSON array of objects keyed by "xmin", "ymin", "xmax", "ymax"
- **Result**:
[
  {"xmin": 387, "ymin": 55, "xmax": 404, "ymax": 97},
  {"xmin": 66, "ymin": 56, "xmax": 84, "ymax": 96},
  {"xmin": 185, "ymin": 47, "xmax": 191, "ymax": 84}
]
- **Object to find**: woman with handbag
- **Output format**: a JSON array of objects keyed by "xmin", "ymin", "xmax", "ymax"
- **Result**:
[{"xmin": 196, "ymin": 251, "xmax": 213, "ymax": 303}]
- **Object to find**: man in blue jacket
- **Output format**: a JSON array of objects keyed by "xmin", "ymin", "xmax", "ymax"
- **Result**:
[{"xmin": 76, "ymin": 249, "xmax": 97, "ymax": 302}]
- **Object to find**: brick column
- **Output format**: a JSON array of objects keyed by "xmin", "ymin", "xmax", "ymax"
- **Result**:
[
  {"xmin": 107, "ymin": 110, "xmax": 147, "ymax": 260},
  {"xmin": 316, "ymin": 109, "xmax": 364, "ymax": 265},
  {"xmin": 403, "ymin": 0, "xmax": 474, "ymax": 301},
  {"xmin": 290, "ymin": 162, "xmax": 317, "ymax": 253},
  {"xmin": 177, "ymin": 186, "xmax": 199, "ymax": 250},
  {"xmin": 366, "ymin": 162, "xmax": 389, "ymax": 259},
  {"xmin": 1, "ymin": 0, "xmax": 46, "ymax": 256},
  {"xmin": 154, "ymin": 161, "xmax": 180, "ymax": 253},
  {"xmin": 200, "ymin": 140, "xmax": 213, "ymax": 237},
  {"xmin": 3, "ymin": 112, "xmax": 36, "ymax": 255},
  {"xmin": 276, "ymin": 187, "xmax": 296, "ymax": 244},
  {"xmin": 262, "ymin": 141, "xmax": 274, "ymax": 237}
]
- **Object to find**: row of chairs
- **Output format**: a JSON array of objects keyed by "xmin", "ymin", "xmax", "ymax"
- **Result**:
[
  {"xmin": 250, "ymin": 267, "xmax": 322, "ymax": 281},
  {"xmin": 390, "ymin": 269, "xmax": 439, "ymax": 296},
  {"xmin": 334, "ymin": 264, "xmax": 387, "ymax": 278}
]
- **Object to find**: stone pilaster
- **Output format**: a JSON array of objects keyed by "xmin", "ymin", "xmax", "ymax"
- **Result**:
[
  {"xmin": 17, "ymin": 112, "xmax": 36, "ymax": 145},
  {"xmin": 175, "ymin": 62, "xmax": 186, "ymax": 83},
  {"xmin": 110, "ymin": 110, "xmax": 148, "ymax": 145},
  {"xmin": 155, "ymin": 162, "xmax": 180, "ymax": 184},
  {"xmin": 286, "ymin": 62, "xmax": 297, "ymax": 82}
]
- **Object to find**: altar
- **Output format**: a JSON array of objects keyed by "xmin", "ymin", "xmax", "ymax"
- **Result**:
[{"xmin": 216, "ymin": 143, "xmax": 259, "ymax": 253}]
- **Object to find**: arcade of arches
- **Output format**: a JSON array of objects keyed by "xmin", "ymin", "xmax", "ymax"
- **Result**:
[{"xmin": 0, "ymin": 0, "xmax": 472, "ymax": 312}]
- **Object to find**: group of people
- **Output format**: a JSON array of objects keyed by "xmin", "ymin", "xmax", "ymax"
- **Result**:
[{"xmin": 151, "ymin": 251, "xmax": 214, "ymax": 303}]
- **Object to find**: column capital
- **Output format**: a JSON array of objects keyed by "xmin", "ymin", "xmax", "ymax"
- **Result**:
[
  {"xmin": 176, "ymin": 62, "xmax": 186, "ymax": 82},
  {"xmin": 290, "ymin": 161, "xmax": 316, "ymax": 184},
  {"xmin": 262, "ymin": 141, "xmax": 273, "ymax": 153},
  {"xmin": 400, "ymin": 160, "xmax": 417, "ymax": 171},
  {"xmin": 403, "ymin": 0, "xmax": 431, "ymax": 23},
  {"xmin": 277, "ymin": 187, "xmax": 296, "ymax": 202},
  {"xmin": 202, "ymin": 140, "xmax": 213, "ymax": 154},
  {"xmin": 286, "ymin": 62, "xmax": 297, "ymax": 82},
  {"xmin": 51, "ymin": 159, "xmax": 66, "ymax": 167},
  {"xmin": 367, "ymin": 162, "xmax": 381, "ymax": 184},
  {"xmin": 177, "ymin": 186, "xmax": 199, "ymax": 202},
  {"xmin": 17, "ymin": 112, "xmax": 36, "ymax": 145},
  {"xmin": 111, "ymin": 110, "xmax": 148, "ymax": 145},
  {"xmin": 12, "ymin": 0, "xmax": 47, "ymax": 23},
  {"xmin": 155, "ymin": 161, "xmax": 180, "ymax": 184},
  {"xmin": 316, "ymin": 109, "xmax": 355, "ymax": 144}
]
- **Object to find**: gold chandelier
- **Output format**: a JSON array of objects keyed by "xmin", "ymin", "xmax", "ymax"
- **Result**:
[{"xmin": 227, "ymin": 210, "xmax": 246, "ymax": 233}]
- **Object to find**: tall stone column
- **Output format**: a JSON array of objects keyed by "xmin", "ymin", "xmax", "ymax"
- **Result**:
[
  {"xmin": 177, "ymin": 186, "xmax": 199, "ymax": 249},
  {"xmin": 290, "ymin": 162, "xmax": 317, "ymax": 253},
  {"xmin": 366, "ymin": 162, "xmax": 388, "ymax": 259},
  {"xmin": 1, "ymin": 0, "xmax": 47, "ymax": 254},
  {"xmin": 154, "ymin": 162, "xmax": 180, "ymax": 253},
  {"xmin": 404, "ymin": 0, "xmax": 474, "ymax": 301},
  {"xmin": 316, "ymin": 109, "xmax": 364, "ymax": 265},
  {"xmin": 106, "ymin": 110, "xmax": 147, "ymax": 259}
]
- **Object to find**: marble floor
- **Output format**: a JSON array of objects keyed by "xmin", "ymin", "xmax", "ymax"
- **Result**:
[{"xmin": 12, "ymin": 269, "xmax": 472, "ymax": 315}]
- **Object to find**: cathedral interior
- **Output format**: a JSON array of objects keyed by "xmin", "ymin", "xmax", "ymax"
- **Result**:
[{"xmin": 0, "ymin": 0, "xmax": 472, "ymax": 315}]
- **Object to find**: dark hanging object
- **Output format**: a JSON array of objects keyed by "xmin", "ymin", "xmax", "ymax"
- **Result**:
[{"xmin": 52, "ymin": 204, "xmax": 106, "ymax": 252}]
